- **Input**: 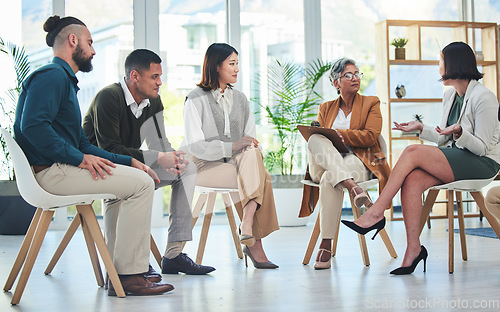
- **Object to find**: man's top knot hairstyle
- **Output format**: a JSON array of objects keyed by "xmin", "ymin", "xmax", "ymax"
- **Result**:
[{"xmin": 43, "ymin": 15, "xmax": 86, "ymax": 47}]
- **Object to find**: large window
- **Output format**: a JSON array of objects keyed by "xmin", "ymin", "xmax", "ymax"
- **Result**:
[{"xmin": 473, "ymin": 0, "xmax": 500, "ymax": 23}]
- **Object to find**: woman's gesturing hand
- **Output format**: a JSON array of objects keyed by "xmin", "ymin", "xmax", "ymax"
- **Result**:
[
  {"xmin": 392, "ymin": 121, "xmax": 423, "ymax": 132},
  {"xmin": 436, "ymin": 123, "xmax": 462, "ymax": 137}
]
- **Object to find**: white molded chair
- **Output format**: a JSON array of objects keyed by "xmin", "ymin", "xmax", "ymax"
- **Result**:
[
  {"xmin": 1, "ymin": 128, "xmax": 125, "ymax": 304},
  {"xmin": 189, "ymin": 185, "xmax": 243, "ymax": 264},
  {"xmin": 419, "ymin": 171, "xmax": 500, "ymax": 273},
  {"xmin": 301, "ymin": 136, "xmax": 397, "ymax": 266}
]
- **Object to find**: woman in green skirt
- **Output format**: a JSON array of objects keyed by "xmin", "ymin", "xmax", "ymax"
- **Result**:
[{"xmin": 341, "ymin": 41, "xmax": 500, "ymax": 275}]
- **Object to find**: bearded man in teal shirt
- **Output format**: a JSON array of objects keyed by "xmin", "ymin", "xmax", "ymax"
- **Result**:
[{"xmin": 14, "ymin": 15, "xmax": 173, "ymax": 296}]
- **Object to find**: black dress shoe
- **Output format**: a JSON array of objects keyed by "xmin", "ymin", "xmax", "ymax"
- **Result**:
[
  {"xmin": 108, "ymin": 274, "xmax": 174, "ymax": 296},
  {"xmin": 144, "ymin": 264, "xmax": 162, "ymax": 283},
  {"xmin": 161, "ymin": 253, "xmax": 216, "ymax": 275}
]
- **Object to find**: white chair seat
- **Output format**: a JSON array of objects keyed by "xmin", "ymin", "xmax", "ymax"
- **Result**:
[
  {"xmin": 301, "ymin": 178, "xmax": 378, "ymax": 190},
  {"xmin": 195, "ymin": 185, "xmax": 238, "ymax": 194}
]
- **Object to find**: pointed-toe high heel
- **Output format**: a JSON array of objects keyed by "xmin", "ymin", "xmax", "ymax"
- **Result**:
[
  {"xmin": 390, "ymin": 245, "xmax": 428, "ymax": 275},
  {"xmin": 238, "ymin": 225, "xmax": 255, "ymax": 246},
  {"xmin": 242, "ymin": 245, "xmax": 278, "ymax": 269},
  {"xmin": 341, "ymin": 217, "xmax": 386, "ymax": 240}
]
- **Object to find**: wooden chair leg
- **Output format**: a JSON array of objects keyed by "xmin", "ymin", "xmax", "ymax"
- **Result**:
[
  {"xmin": 447, "ymin": 190, "xmax": 455, "ymax": 274},
  {"xmin": 77, "ymin": 205, "xmax": 125, "ymax": 298},
  {"xmin": 196, "ymin": 192, "xmax": 216, "ymax": 264},
  {"xmin": 420, "ymin": 189, "xmax": 439, "ymax": 234},
  {"xmin": 11, "ymin": 210, "xmax": 54, "ymax": 305},
  {"xmin": 229, "ymin": 192, "xmax": 243, "ymax": 222},
  {"xmin": 349, "ymin": 195, "xmax": 370, "ymax": 266},
  {"xmin": 44, "ymin": 214, "xmax": 81, "ymax": 275},
  {"xmin": 455, "ymin": 192, "xmax": 467, "ymax": 261},
  {"xmin": 366, "ymin": 193, "xmax": 397, "ymax": 258},
  {"xmin": 470, "ymin": 191, "xmax": 500, "ymax": 239},
  {"xmin": 302, "ymin": 214, "xmax": 320, "ymax": 265},
  {"xmin": 3, "ymin": 207, "xmax": 42, "ymax": 292},
  {"xmin": 181, "ymin": 193, "xmax": 208, "ymax": 252},
  {"xmin": 79, "ymin": 211, "xmax": 104, "ymax": 287},
  {"xmin": 191, "ymin": 193, "xmax": 208, "ymax": 229},
  {"xmin": 378, "ymin": 229, "xmax": 398, "ymax": 258},
  {"xmin": 150, "ymin": 235, "xmax": 162, "ymax": 268},
  {"xmin": 331, "ymin": 213, "xmax": 341, "ymax": 256},
  {"xmin": 222, "ymin": 193, "xmax": 243, "ymax": 259}
]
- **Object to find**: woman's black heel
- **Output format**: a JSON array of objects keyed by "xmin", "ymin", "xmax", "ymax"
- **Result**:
[
  {"xmin": 390, "ymin": 245, "xmax": 428, "ymax": 275},
  {"xmin": 341, "ymin": 217, "xmax": 386, "ymax": 240}
]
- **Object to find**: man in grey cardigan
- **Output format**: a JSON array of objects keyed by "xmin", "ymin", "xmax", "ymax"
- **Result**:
[{"xmin": 83, "ymin": 49, "xmax": 215, "ymax": 275}]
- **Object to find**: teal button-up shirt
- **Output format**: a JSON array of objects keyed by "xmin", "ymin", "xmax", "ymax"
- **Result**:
[{"xmin": 14, "ymin": 57, "xmax": 131, "ymax": 167}]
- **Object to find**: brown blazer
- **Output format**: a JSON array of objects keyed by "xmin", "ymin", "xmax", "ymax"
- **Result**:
[{"xmin": 299, "ymin": 93, "xmax": 391, "ymax": 217}]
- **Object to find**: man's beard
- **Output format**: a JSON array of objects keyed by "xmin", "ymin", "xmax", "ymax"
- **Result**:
[{"xmin": 73, "ymin": 44, "xmax": 93, "ymax": 73}]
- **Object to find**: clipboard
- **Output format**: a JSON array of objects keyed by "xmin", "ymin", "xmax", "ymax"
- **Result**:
[{"xmin": 297, "ymin": 125, "xmax": 349, "ymax": 153}]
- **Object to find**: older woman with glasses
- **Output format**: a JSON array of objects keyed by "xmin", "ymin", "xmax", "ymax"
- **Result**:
[{"xmin": 300, "ymin": 57, "xmax": 391, "ymax": 269}]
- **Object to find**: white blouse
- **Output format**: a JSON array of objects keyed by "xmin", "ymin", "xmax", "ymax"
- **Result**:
[
  {"xmin": 183, "ymin": 88, "xmax": 256, "ymax": 161},
  {"xmin": 331, "ymin": 109, "xmax": 351, "ymax": 130}
]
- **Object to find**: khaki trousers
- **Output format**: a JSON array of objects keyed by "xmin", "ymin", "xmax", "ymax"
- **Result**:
[
  {"xmin": 485, "ymin": 186, "xmax": 500, "ymax": 221},
  {"xmin": 194, "ymin": 148, "xmax": 279, "ymax": 239},
  {"xmin": 35, "ymin": 163, "xmax": 154, "ymax": 275},
  {"xmin": 308, "ymin": 134, "xmax": 371, "ymax": 239}
]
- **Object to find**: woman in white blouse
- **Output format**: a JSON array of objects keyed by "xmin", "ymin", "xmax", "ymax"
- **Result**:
[{"xmin": 183, "ymin": 43, "xmax": 279, "ymax": 269}]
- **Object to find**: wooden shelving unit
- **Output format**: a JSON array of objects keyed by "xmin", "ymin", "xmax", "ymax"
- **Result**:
[{"xmin": 375, "ymin": 19, "xmax": 499, "ymax": 220}]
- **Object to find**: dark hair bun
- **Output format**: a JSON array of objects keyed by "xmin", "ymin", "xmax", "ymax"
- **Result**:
[{"xmin": 43, "ymin": 15, "xmax": 61, "ymax": 33}]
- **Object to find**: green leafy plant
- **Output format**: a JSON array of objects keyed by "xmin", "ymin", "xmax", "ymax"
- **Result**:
[
  {"xmin": 391, "ymin": 37, "xmax": 408, "ymax": 48},
  {"xmin": 414, "ymin": 114, "xmax": 423, "ymax": 122},
  {"xmin": 254, "ymin": 59, "xmax": 332, "ymax": 175},
  {"xmin": 0, "ymin": 37, "xmax": 31, "ymax": 180}
]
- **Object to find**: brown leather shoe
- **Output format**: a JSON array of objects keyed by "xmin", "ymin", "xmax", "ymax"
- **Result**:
[
  {"xmin": 106, "ymin": 264, "xmax": 161, "ymax": 289},
  {"xmin": 108, "ymin": 274, "xmax": 174, "ymax": 296},
  {"xmin": 144, "ymin": 264, "xmax": 162, "ymax": 283}
]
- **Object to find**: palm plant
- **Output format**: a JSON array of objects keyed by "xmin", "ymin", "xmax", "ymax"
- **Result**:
[
  {"xmin": 255, "ymin": 59, "xmax": 331, "ymax": 175},
  {"xmin": 0, "ymin": 37, "xmax": 31, "ymax": 180}
]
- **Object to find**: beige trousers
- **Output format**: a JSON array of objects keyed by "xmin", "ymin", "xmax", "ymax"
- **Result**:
[
  {"xmin": 485, "ymin": 186, "xmax": 500, "ymax": 221},
  {"xmin": 194, "ymin": 148, "xmax": 279, "ymax": 239},
  {"xmin": 308, "ymin": 134, "xmax": 371, "ymax": 239},
  {"xmin": 35, "ymin": 163, "xmax": 154, "ymax": 275}
]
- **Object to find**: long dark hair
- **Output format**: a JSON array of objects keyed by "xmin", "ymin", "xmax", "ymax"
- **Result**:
[
  {"xmin": 197, "ymin": 43, "xmax": 238, "ymax": 91},
  {"xmin": 441, "ymin": 41, "xmax": 483, "ymax": 81}
]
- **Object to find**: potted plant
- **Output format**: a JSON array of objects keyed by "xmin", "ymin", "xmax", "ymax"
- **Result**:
[
  {"xmin": 391, "ymin": 37, "xmax": 408, "ymax": 60},
  {"xmin": 253, "ymin": 59, "xmax": 331, "ymax": 225},
  {"xmin": 0, "ymin": 37, "xmax": 36, "ymax": 235}
]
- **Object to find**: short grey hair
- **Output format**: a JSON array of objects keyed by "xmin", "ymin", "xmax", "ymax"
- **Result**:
[{"xmin": 328, "ymin": 57, "xmax": 357, "ymax": 86}]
